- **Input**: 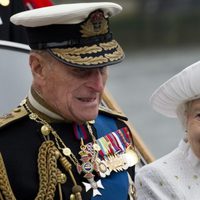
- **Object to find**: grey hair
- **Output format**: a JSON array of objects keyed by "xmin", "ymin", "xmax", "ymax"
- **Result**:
[
  {"xmin": 30, "ymin": 50, "xmax": 53, "ymax": 59},
  {"xmin": 30, "ymin": 49, "xmax": 55, "ymax": 68},
  {"xmin": 176, "ymin": 103, "xmax": 187, "ymax": 130},
  {"xmin": 176, "ymin": 100, "xmax": 195, "ymax": 129},
  {"xmin": 176, "ymin": 102, "xmax": 191, "ymax": 141},
  {"xmin": 30, "ymin": 49, "xmax": 46, "ymax": 54}
]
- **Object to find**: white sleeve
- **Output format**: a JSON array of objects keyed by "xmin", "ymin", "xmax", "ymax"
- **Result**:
[{"xmin": 135, "ymin": 165, "xmax": 183, "ymax": 200}]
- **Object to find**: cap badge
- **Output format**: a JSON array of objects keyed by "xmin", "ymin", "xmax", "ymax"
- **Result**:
[{"xmin": 80, "ymin": 10, "xmax": 108, "ymax": 38}]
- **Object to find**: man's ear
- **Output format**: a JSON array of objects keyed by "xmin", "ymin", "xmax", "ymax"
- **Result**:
[{"xmin": 29, "ymin": 53, "xmax": 45, "ymax": 79}]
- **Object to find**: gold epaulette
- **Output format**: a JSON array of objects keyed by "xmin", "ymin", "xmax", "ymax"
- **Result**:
[
  {"xmin": 99, "ymin": 105, "xmax": 128, "ymax": 121},
  {"xmin": 0, "ymin": 106, "xmax": 28, "ymax": 129}
]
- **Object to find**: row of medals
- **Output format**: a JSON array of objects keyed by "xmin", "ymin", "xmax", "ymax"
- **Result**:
[{"xmin": 62, "ymin": 129, "xmax": 139, "ymax": 196}]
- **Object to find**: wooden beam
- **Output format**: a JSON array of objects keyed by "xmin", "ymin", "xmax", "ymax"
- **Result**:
[{"xmin": 102, "ymin": 88, "xmax": 155, "ymax": 164}]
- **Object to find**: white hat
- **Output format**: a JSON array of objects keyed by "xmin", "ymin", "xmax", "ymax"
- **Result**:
[
  {"xmin": 10, "ymin": 2, "xmax": 122, "ymax": 27},
  {"xmin": 150, "ymin": 60, "xmax": 200, "ymax": 118},
  {"xmin": 10, "ymin": 2, "xmax": 124, "ymax": 68}
]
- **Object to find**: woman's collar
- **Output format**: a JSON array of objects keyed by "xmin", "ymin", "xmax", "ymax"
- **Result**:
[{"xmin": 179, "ymin": 139, "xmax": 200, "ymax": 170}]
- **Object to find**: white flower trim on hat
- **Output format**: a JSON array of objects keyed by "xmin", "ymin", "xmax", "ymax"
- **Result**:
[
  {"xmin": 10, "ymin": 2, "xmax": 122, "ymax": 27},
  {"xmin": 150, "ymin": 60, "xmax": 200, "ymax": 119}
]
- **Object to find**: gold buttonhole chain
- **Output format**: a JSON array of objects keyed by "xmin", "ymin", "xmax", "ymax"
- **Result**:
[
  {"xmin": 24, "ymin": 102, "xmax": 83, "ymax": 200},
  {"xmin": 24, "ymin": 102, "xmax": 79, "ymax": 166}
]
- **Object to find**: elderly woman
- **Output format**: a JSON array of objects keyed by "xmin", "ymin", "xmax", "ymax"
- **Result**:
[{"xmin": 135, "ymin": 60, "xmax": 200, "ymax": 200}]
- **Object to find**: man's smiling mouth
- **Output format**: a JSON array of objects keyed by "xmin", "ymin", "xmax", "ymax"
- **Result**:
[{"xmin": 77, "ymin": 97, "xmax": 96, "ymax": 103}]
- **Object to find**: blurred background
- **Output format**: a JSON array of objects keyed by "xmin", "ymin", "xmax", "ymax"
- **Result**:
[{"xmin": 2, "ymin": 0, "xmax": 200, "ymax": 158}]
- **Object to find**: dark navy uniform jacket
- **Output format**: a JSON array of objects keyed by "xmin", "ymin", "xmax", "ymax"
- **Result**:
[{"xmin": 0, "ymin": 105, "xmax": 135, "ymax": 200}]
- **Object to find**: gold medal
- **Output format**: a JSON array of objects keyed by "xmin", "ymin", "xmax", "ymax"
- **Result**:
[
  {"xmin": 98, "ymin": 161, "xmax": 107, "ymax": 173},
  {"xmin": 95, "ymin": 158, "xmax": 110, "ymax": 178},
  {"xmin": 106, "ymin": 154, "xmax": 125, "ymax": 172},
  {"xmin": 124, "ymin": 147, "xmax": 139, "ymax": 167}
]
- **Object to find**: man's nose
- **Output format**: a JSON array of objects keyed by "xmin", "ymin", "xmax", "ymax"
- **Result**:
[{"xmin": 87, "ymin": 69, "xmax": 106, "ymax": 91}]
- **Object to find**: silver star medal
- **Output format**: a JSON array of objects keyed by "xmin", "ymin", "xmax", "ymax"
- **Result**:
[{"xmin": 82, "ymin": 177, "xmax": 104, "ymax": 197}]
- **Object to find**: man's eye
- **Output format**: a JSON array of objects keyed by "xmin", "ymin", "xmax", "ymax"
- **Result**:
[
  {"xmin": 99, "ymin": 67, "xmax": 107, "ymax": 74},
  {"xmin": 195, "ymin": 113, "xmax": 200, "ymax": 119},
  {"xmin": 72, "ymin": 68, "xmax": 90, "ymax": 76},
  {"xmin": 71, "ymin": 67, "xmax": 107, "ymax": 77},
  {"xmin": 73, "ymin": 68, "xmax": 87, "ymax": 72},
  {"xmin": 78, "ymin": 68, "xmax": 88, "ymax": 72}
]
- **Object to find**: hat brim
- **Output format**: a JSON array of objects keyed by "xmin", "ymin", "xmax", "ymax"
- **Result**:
[
  {"xmin": 48, "ymin": 39, "xmax": 124, "ymax": 68},
  {"xmin": 150, "ymin": 60, "xmax": 200, "ymax": 118},
  {"xmin": 10, "ymin": 3, "xmax": 122, "ymax": 27}
]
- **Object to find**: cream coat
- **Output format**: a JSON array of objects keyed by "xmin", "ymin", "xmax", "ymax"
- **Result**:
[{"xmin": 135, "ymin": 140, "xmax": 200, "ymax": 200}]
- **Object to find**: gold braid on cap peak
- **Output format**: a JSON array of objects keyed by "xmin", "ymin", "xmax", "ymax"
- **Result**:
[
  {"xmin": 51, "ymin": 40, "xmax": 123, "ymax": 66},
  {"xmin": 53, "ymin": 54, "xmax": 108, "ymax": 65},
  {"xmin": 105, "ymin": 45, "xmax": 124, "ymax": 62},
  {"xmin": 99, "ymin": 40, "xmax": 118, "ymax": 50},
  {"xmin": 52, "ymin": 45, "xmax": 102, "ymax": 55}
]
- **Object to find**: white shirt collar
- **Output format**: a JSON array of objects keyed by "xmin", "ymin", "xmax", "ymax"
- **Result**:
[{"xmin": 28, "ymin": 89, "xmax": 64, "ymax": 121}]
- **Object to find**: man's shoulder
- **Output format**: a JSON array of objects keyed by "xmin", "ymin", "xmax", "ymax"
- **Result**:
[
  {"xmin": 0, "ymin": 106, "xmax": 28, "ymax": 129},
  {"xmin": 98, "ymin": 105, "xmax": 128, "ymax": 121}
]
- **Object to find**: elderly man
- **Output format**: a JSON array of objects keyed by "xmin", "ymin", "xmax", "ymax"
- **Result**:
[
  {"xmin": 135, "ymin": 60, "xmax": 200, "ymax": 199},
  {"xmin": 0, "ymin": 2, "xmax": 138, "ymax": 200}
]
